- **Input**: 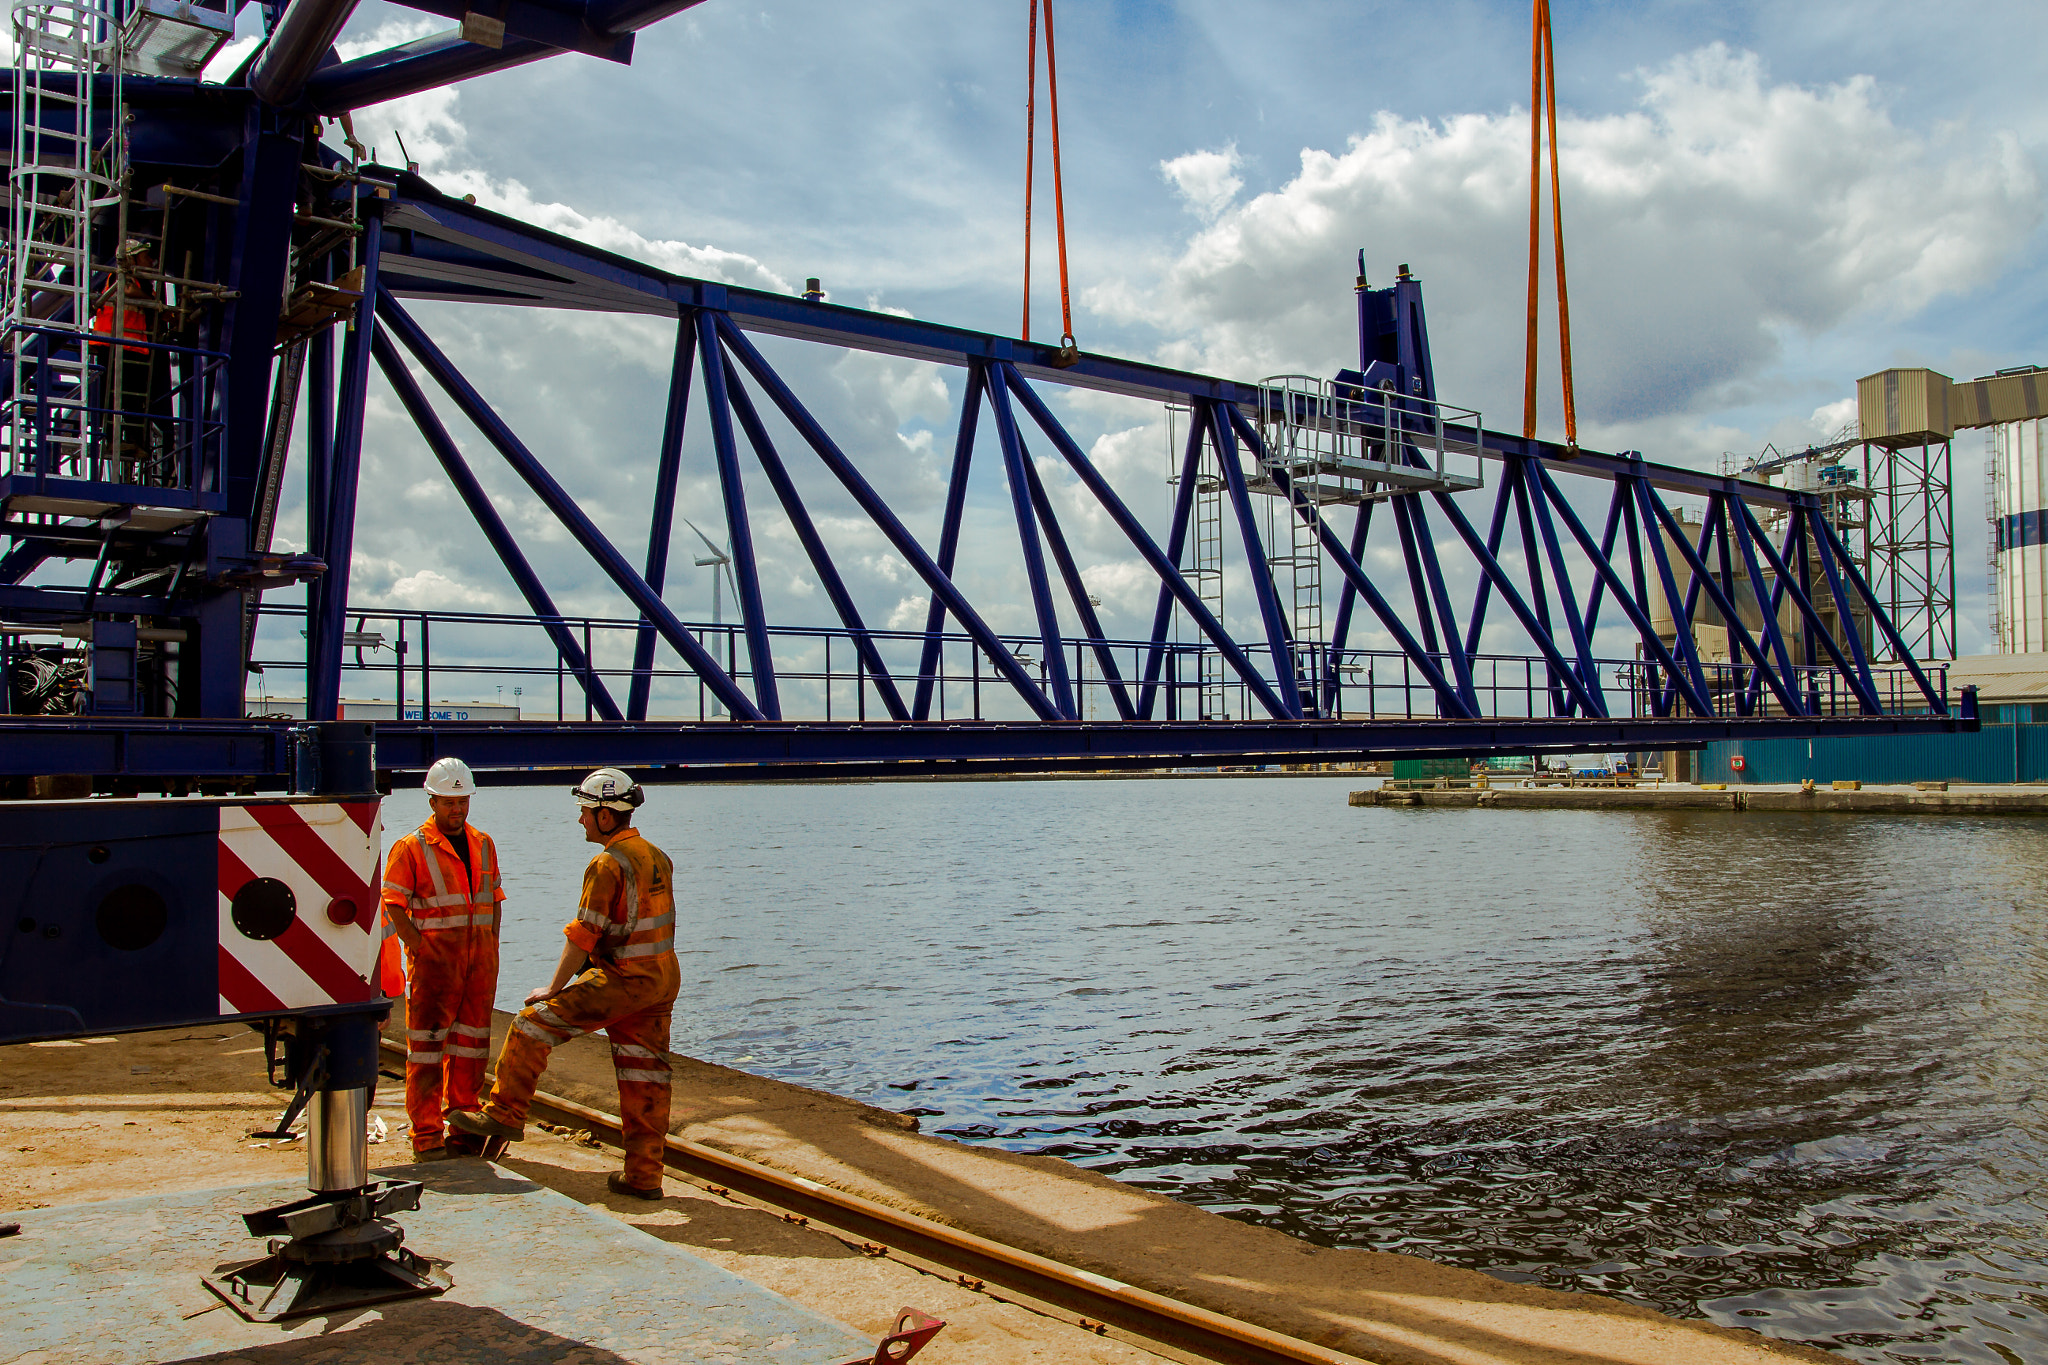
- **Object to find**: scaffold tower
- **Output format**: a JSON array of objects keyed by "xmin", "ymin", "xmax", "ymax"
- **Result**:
[{"xmin": 6, "ymin": 0, "xmax": 120, "ymax": 480}]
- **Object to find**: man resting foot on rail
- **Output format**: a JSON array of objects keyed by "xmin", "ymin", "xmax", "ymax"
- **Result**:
[{"xmin": 451, "ymin": 768, "xmax": 679, "ymax": 1200}]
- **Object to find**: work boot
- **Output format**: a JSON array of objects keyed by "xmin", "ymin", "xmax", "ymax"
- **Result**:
[
  {"xmin": 607, "ymin": 1173, "xmax": 662, "ymax": 1201},
  {"xmin": 413, "ymin": 1145, "xmax": 457, "ymax": 1162},
  {"xmin": 448, "ymin": 1109, "xmax": 524, "ymax": 1142},
  {"xmin": 445, "ymin": 1132, "xmax": 488, "ymax": 1157}
]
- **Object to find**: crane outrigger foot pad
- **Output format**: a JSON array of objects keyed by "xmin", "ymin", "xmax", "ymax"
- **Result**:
[{"xmin": 200, "ymin": 1179, "xmax": 451, "ymax": 1322}]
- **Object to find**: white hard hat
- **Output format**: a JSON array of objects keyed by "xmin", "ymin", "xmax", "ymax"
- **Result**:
[
  {"xmin": 423, "ymin": 757, "xmax": 476, "ymax": 797},
  {"xmin": 572, "ymin": 767, "xmax": 643, "ymax": 811}
]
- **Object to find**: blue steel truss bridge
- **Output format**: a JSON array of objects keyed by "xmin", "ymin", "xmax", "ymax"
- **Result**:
[{"xmin": 0, "ymin": 5, "xmax": 1974, "ymax": 788}]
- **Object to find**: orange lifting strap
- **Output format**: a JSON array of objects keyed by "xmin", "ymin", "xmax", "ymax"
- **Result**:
[
  {"xmin": 1524, "ymin": 0, "xmax": 1577, "ymax": 446},
  {"xmin": 1022, "ymin": 0, "xmax": 1077, "ymax": 360}
]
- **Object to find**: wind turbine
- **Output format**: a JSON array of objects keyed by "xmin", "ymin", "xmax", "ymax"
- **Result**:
[{"xmin": 684, "ymin": 519, "xmax": 740, "ymax": 716}]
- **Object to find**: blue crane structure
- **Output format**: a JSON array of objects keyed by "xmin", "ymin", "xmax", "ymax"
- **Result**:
[{"xmin": 0, "ymin": 0, "xmax": 1973, "ymax": 790}]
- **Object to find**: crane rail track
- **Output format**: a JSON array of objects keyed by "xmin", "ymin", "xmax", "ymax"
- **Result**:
[{"xmin": 378, "ymin": 1041, "xmax": 1375, "ymax": 1365}]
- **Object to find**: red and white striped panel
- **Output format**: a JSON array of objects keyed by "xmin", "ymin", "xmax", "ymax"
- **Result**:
[{"xmin": 217, "ymin": 800, "xmax": 384, "ymax": 1016}]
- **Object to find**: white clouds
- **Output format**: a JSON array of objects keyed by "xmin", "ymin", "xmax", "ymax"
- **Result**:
[
  {"xmin": 1161, "ymin": 145, "xmax": 1243, "ymax": 220},
  {"xmin": 1101, "ymin": 44, "xmax": 2041, "ymax": 450}
]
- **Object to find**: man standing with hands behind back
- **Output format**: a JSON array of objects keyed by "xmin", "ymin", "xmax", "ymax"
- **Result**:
[
  {"xmin": 451, "ymin": 768, "xmax": 678, "ymax": 1199},
  {"xmin": 381, "ymin": 757, "xmax": 504, "ymax": 1159}
]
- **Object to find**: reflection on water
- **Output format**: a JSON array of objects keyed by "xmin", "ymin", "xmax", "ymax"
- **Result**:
[{"xmin": 460, "ymin": 776, "xmax": 2048, "ymax": 1364}]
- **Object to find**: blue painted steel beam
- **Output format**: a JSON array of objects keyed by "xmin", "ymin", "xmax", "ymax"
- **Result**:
[
  {"xmin": 696, "ymin": 313, "xmax": 780, "ymax": 719},
  {"xmin": 1420, "ymin": 478, "xmax": 1605, "ymax": 719},
  {"xmin": 1460, "ymin": 474, "xmax": 1516, "ymax": 659},
  {"xmin": 306, "ymin": 217, "xmax": 381, "ymax": 723},
  {"xmin": 376, "ymin": 0, "xmax": 637, "ymax": 63},
  {"xmin": 1725, "ymin": 495, "xmax": 1801, "ymax": 713},
  {"xmin": 1001, "ymin": 369, "xmax": 1293, "ymax": 721},
  {"xmin": 305, "ymin": 33, "xmax": 556, "ymax": 114},
  {"xmin": 715, "ymin": 319, "xmax": 1061, "ymax": 722},
  {"xmin": 367, "ymin": 180, "xmax": 1854, "ymax": 521},
  {"xmin": 1729, "ymin": 498, "xmax": 1874, "ymax": 716},
  {"xmin": 717, "ymin": 351, "xmax": 909, "ymax": 721},
  {"xmin": 985, "ymin": 364, "xmax": 1076, "ymax": 719},
  {"xmin": 370, "ymin": 329, "xmax": 622, "ymax": 720},
  {"xmin": 1324, "ymin": 499, "xmax": 1375, "ymax": 714},
  {"xmin": 1641, "ymin": 487, "xmax": 1804, "ymax": 717},
  {"xmin": 912, "ymin": 362, "xmax": 983, "ymax": 722},
  {"xmin": 1210, "ymin": 402, "xmax": 1304, "ymax": 719},
  {"xmin": 299, "ymin": 0, "xmax": 707, "ymax": 114},
  {"xmin": 1575, "ymin": 484, "xmax": 1627, "ymax": 643},
  {"xmin": 1626, "ymin": 473, "xmax": 1713, "ymax": 712},
  {"xmin": 1135, "ymin": 409, "xmax": 1207, "ymax": 721},
  {"xmin": 1808, "ymin": 506, "xmax": 1879, "ymax": 706},
  {"xmin": 1709, "ymin": 498, "xmax": 1750, "ymax": 714},
  {"xmin": 1016, "ymin": 437, "xmax": 1137, "ymax": 722},
  {"xmin": 1528, "ymin": 460, "xmax": 1713, "ymax": 719},
  {"xmin": 628, "ymin": 313, "xmax": 696, "ymax": 721},
  {"xmin": 377, "ymin": 292, "xmax": 764, "ymax": 719},
  {"xmin": 0, "ymin": 712, "xmax": 1976, "ymax": 784},
  {"xmin": 1522, "ymin": 452, "xmax": 1602, "ymax": 714},
  {"xmin": 1809, "ymin": 510, "xmax": 1947, "ymax": 712}
]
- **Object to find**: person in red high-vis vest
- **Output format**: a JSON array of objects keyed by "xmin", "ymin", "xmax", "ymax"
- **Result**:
[{"xmin": 380, "ymin": 757, "xmax": 504, "ymax": 1158}]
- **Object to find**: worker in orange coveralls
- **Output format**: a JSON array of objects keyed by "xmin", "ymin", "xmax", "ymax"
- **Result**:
[
  {"xmin": 451, "ymin": 768, "xmax": 677, "ymax": 1199},
  {"xmin": 381, "ymin": 756, "xmax": 504, "ymax": 1159}
]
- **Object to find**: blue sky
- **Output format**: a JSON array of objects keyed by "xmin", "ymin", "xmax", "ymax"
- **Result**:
[{"xmin": 207, "ymin": 0, "xmax": 2047, "ymax": 712}]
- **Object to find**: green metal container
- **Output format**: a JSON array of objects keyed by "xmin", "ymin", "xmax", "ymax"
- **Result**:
[{"xmin": 1391, "ymin": 757, "xmax": 1470, "ymax": 781}]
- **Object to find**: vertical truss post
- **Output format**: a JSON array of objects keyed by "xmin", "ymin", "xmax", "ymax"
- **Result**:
[
  {"xmin": 719, "ymin": 352, "xmax": 908, "ymax": 720},
  {"xmin": 1627, "ymin": 472, "xmax": 1712, "ymax": 712},
  {"xmin": 1524, "ymin": 460, "xmax": 1601, "ymax": 713},
  {"xmin": 1136, "ymin": 406, "xmax": 1207, "ymax": 720},
  {"xmin": 1225, "ymin": 409, "xmax": 1468, "ymax": 718},
  {"xmin": 379, "ymin": 292, "xmax": 763, "ymax": 720},
  {"xmin": 1618, "ymin": 488, "xmax": 1665, "ymax": 716},
  {"xmin": 1460, "ymin": 473, "xmax": 1518, "ymax": 658},
  {"xmin": 1708, "ymin": 497, "xmax": 1749, "ymax": 714},
  {"xmin": 913, "ymin": 361, "xmax": 984, "ymax": 720},
  {"xmin": 1810, "ymin": 507, "xmax": 1946, "ymax": 712},
  {"xmin": 1508, "ymin": 458, "xmax": 1566, "ymax": 715},
  {"xmin": 1326, "ymin": 499, "xmax": 1375, "ymax": 716},
  {"xmin": 303, "ymin": 319, "xmax": 335, "ymax": 651},
  {"xmin": 306, "ymin": 217, "xmax": 381, "ymax": 724},
  {"xmin": 1808, "ymin": 504, "xmax": 1878, "ymax": 707},
  {"xmin": 1018, "ymin": 442, "xmax": 1136, "ymax": 720},
  {"xmin": 1002, "ymin": 372, "xmax": 1291, "ymax": 719},
  {"xmin": 1728, "ymin": 496, "xmax": 1873, "ymax": 715},
  {"xmin": 1726, "ymin": 493, "xmax": 1800, "ymax": 713},
  {"xmin": 717, "ymin": 320, "xmax": 1059, "ymax": 720},
  {"xmin": 697, "ymin": 313, "xmax": 780, "ymax": 719},
  {"xmin": 1640, "ymin": 485, "xmax": 1803, "ymax": 716},
  {"xmin": 1210, "ymin": 400, "xmax": 1303, "ymax": 718},
  {"xmin": 1576, "ymin": 484, "xmax": 1627, "ymax": 642},
  {"xmin": 371, "ymin": 332, "xmax": 622, "ymax": 721},
  {"xmin": 629, "ymin": 311, "xmax": 697, "ymax": 721},
  {"xmin": 985, "ymin": 363, "xmax": 1075, "ymax": 718},
  {"xmin": 1528, "ymin": 461, "xmax": 1709, "ymax": 719},
  {"xmin": 1792, "ymin": 506, "xmax": 1819, "ymax": 711}
]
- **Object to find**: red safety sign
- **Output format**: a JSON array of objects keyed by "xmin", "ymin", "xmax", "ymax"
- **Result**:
[
  {"xmin": 1730, "ymin": 755, "xmax": 1747, "ymax": 772},
  {"xmin": 217, "ymin": 800, "xmax": 383, "ymax": 1016}
]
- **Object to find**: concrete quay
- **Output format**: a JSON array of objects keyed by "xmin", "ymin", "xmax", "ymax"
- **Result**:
[
  {"xmin": 1, "ymin": 1017, "xmax": 1834, "ymax": 1365},
  {"xmin": 1351, "ymin": 781, "xmax": 2048, "ymax": 813}
]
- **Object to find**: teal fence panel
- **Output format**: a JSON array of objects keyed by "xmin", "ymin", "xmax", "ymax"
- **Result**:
[{"xmin": 1701, "ymin": 725, "xmax": 2048, "ymax": 785}]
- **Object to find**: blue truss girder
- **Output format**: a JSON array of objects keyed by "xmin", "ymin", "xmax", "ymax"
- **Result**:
[{"xmin": 0, "ymin": 709, "xmax": 1980, "ymax": 784}]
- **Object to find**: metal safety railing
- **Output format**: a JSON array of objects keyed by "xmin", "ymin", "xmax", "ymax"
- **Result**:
[
  {"xmin": 0, "ymin": 322, "xmax": 227, "ymax": 492},
  {"xmin": 1253, "ymin": 374, "xmax": 1484, "ymax": 501},
  {"xmin": 246, "ymin": 604, "xmax": 1950, "ymax": 727}
]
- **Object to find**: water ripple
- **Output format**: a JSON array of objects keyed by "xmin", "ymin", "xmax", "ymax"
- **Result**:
[{"xmin": 477, "ymin": 777, "xmax": 2048, "ymax": 1365}]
